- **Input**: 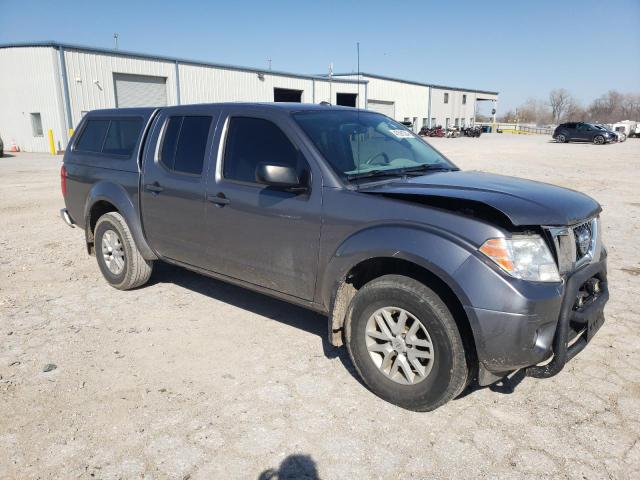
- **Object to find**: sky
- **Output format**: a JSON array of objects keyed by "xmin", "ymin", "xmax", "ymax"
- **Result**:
[{"xmin": 1, "ymin": 0, "xmax": 639, "ymax": 111}]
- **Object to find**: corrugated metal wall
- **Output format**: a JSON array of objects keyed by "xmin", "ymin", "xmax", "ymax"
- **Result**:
[
  {"xmin": 63, "ymin": 48, "xmax": 178, "ymax": 129},
  {"xmin": 0, "ymin": 46, "xmax": 66, "ymax": 152}
]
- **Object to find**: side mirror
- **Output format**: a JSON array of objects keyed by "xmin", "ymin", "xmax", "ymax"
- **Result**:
[{"xmin": 255, "ymin": 163, "xmax": 306, "ymax": 191}]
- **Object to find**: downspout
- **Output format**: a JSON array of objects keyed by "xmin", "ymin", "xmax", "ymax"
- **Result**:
[
  {"xmin": 175, "ymin": 60, "xmax": 181, "ymax": 105},
  {"xmin": 57, "ymin": 46, "xmax": 73, "ymax": 144},
  {"xmin": 364, "ymin": 81, "xmax": 368, "ymax": 109},
  {"xmin": 312, "ymin": 78, "xmax": 315, "ymax": 103}
]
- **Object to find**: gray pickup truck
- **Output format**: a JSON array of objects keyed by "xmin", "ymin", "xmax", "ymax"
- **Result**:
[{"xmin": 60, "ymin": 103, "xmax": 608, "ymax": 411}]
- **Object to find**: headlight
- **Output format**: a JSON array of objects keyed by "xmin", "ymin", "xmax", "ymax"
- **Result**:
[{"xmin": 479, "ymin": 235, "xmax": 560, "ymax": 282}]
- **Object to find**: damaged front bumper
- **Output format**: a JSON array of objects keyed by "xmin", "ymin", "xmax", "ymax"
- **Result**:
[{"xmin": 459, "ymin": 249, "xmax": 608, "ymax": 386}]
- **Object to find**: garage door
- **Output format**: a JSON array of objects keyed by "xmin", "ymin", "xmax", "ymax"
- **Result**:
[
  {"xmin": 367, "ymin": 99, "xmax": 395, "ymax": 119},
  {"xmin": 114, "ymin": 73, "xmax": 167, "ymax": 108}
]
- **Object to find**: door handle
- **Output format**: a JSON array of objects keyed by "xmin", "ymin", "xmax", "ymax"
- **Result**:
[
  {"xmin": 144, "ymin": 183, "xmax": 164, "ymax": 194},
  {"xmin": 207, "ymin": 193, "xmax": 230, "ymax": 206}
]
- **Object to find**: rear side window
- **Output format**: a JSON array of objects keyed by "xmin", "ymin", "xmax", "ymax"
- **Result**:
[
  {"xmin": 102, "ymin": 118, "xmax": 143, "ymax": 156},
  {"xmin": 75, "ymin": 118, "xmax": 143, "ymax": 156},
  {"xmin": 75, "ymin": 120, "xmax": 110, "ymax": 153},
  {"xmin": 223, "ymin": 117, "xmax": 301, "ymax": 183},
  {"xmin": 159, "ymin": 116, "xmax": 212, "ymax": 175}
]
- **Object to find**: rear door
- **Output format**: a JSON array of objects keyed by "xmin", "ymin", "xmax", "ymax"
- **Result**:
[
  {"xmin": 575, "ymin": 123, "xmax": 591, "ymax": 141},
  {"xmin": 141, "ymin": 105, "xmax": 220, "ymax": 265},
  {"xmin": 202, "ymin": 108, "xmax": 323, "ymax": 300}
]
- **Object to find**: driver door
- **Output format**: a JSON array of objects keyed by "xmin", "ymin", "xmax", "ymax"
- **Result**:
[{"xmin": 202, "ymin": 110, "xmax": 323, "ymax": 300}]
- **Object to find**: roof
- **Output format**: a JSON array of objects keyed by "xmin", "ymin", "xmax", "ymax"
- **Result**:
[
  {"xmin": 0, "ymin": 41, "xmax": 366, "ymax": 85},
  {"xmin": 327, "ymin": 72, "xmax": 499, "ymax": 96}
]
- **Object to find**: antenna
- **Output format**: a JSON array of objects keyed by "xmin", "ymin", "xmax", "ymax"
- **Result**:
[
  {"xmin": 267, "ymin": 58, "xmax": 272, "ymax": 71},
  {"xmin": 328, "ymin": 62, "xmax": 333, "ymax": 104},
  {"xmin": 356, "ymin": 42, "xmax": 361, "ymax": 188},
  {"xmin": 113, "ymin": 33, "xmax": 119, "ymax": 50}
]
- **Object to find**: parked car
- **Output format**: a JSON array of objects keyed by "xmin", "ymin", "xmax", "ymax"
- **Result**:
[
  {"xmin": 594, "ymin": 124, "xmax": 624, "ymax": 142},
  {"xmin": 553, "ymin": 122, "xmax": 616, "ymax": 144},
  {"xmin": 60, "ymin": 104, "xmax": 608, "ymax": 411}
]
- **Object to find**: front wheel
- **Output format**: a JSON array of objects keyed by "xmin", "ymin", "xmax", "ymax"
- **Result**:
[
  {"xmin": 94, "ymin": 212, "xmax": 153, "ymax": 290},
  {"xmin": 593, "ymin": 135, "xmax": 605, "ymax": 145},
  {"xmin": 556, "ymin": 134, "xmax": 567, "ymax": 143},
  {"xmin": 345, "ymin": 275, "xmax": 469, "ymax": 411}
]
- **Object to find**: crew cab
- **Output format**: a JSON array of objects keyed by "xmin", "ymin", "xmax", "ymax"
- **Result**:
[{"xmin": 60, "ymin": 103, "xmax": 609, "ymax": 411}]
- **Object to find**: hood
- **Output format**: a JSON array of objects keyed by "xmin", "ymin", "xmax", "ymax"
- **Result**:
[{"xmin": 359, "ymin": 170, "xmax": 601, "ymax": 226}]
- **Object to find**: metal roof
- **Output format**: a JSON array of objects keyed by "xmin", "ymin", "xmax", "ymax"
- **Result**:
[
  {"xmin": 328, "ymin": 72, "xmax": 499, "ymax": 96},
  {"xmin": 0, "ymin": 41, "xmax": 367, "ymax": 85}
]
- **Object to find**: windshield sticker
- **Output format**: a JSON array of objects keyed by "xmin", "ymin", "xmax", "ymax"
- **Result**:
[{"xmin": 390, "ymin": 129, "xmax": 413, "ymax": 138}]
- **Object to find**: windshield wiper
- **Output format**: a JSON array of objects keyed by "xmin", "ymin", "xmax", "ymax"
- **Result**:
[
  {"xmin": 400, "ymin": 164, "xmax": 456, "ymax": 175},
  {"xmin": 346, "ymin": 169, "xmax": 406, "ymax": 181}
]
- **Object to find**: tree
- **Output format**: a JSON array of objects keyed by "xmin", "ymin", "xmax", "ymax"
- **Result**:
[{"xmin": 548, "ymin": 89, "xmax": 573, "ymax": 124}]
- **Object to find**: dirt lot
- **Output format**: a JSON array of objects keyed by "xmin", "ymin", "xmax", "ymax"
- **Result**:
[{"xmin": 1, "ymin": 134, "xmax": 639, "ymax": 479}]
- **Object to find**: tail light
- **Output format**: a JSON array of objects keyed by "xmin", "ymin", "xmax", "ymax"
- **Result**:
[{"xmin": 60, "ymin": 165, "xmax": 67, "ymax": 196}]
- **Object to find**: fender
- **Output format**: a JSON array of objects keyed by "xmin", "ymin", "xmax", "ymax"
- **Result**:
[
  {"xmin": 83, "ymin": 180, "xmax": 158, "ymax": 260},
  {"xmin": 319, "ymin": 224, "xmax": 476, "ymax": 312}
]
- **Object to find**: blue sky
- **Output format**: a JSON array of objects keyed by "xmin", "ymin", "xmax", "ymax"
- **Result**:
[{"xmin": 2, "ymin": 0, "xmax": 639, "ymax": 111}]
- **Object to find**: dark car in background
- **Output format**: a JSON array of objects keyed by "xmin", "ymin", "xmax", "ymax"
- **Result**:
[
  {"xmin": 0, "ymin": 134, "xmax": 4, "ymax": 157},
  {"xmin": 553, "ymin": 122, "xmax": 616, "ymax": 145}
]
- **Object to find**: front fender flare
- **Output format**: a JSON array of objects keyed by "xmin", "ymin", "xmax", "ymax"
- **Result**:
[
  {"xmin": 319, "ymin": 224, "xmax": 475, "ymax": 313},
  {"xmin": 84, "ymin": 181, "xmax": 157, "ymax": 260}
]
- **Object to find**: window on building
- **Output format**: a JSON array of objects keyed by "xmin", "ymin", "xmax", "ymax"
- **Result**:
[
  {"xmin": 223, "ymin": 117, "xmax": 303, "ymax": 184},
  {"xmin": 461, "ymin": 118, "xmax": 466, "ymax": 127},
  {"xmin": 30, "ymin": 113, "xmax": 43, "ymax": 137},
  {"xmin": 404, "ymin": 117, "xmax": 410, "ymax": 123},
  {"xmin": 455, "ymin": 118, "xmax": 459, "ymax": 127},
  {"xmin": 462, "ymin": 94, "xmax": 467, "ymax": 104},
  {"xmin": 422, "ymin": 118, "xmax": 428, "ymax": 127},
  {"xmin": 160, "ymin": 116, "xmax": 212, "ymax": 175},
  {"xmin": 273, "ymin": 88, "xmax": 302, "ymax": 102},
  {"xmin": 336, "ymin": 93, "xmax": 357, "ymax": 107},
  {"xmin": 75, "ymin": 120, "xmax": 110, "ymax": 152},
  {"xmin": 444, "ymin": 92, "xmax": 449, "ymax": 104},
  {"xmin": 431, "ymin": 118, "xmax": 436, "ymax": 126},
  {"xmin": 445, "ymin": 118, "xmax": 450, "ymax": 128}
]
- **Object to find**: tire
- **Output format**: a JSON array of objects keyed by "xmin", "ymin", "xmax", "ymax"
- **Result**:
[
  {"xmin": 593, "ymin": 135, "xmax": 605, "ymax": 145},
  {"xmin": 94, "ymin": 212, "xmax": 153, "ymax": 290},
  {"xmin": 345, "ymin": 275, "xmax": 468, "ymax": 411},
  {"xmin": 556, "ymin": 134, "xmax": 567, "ymax": 143}
]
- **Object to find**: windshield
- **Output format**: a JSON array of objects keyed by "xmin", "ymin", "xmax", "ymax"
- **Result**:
[{"xmin": 293, "ymin": 110, "xmax": 456, "ymax": 181}]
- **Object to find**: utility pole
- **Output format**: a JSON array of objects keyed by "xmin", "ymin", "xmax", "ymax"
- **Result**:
[
  {"xmin": 267, "ymin": 58, "xmax": 272, "ymax": 70},
  {"xmin": 113, "ymin": 33, "xmax": 119, "ymax": 50}
]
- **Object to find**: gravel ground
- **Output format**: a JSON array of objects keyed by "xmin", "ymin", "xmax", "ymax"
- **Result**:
[{"xmin": 1, "ymin": 134, "xmax": 639, "ymax": 479}]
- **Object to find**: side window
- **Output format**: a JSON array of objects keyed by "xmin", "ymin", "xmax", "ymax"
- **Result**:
[
  {"xmin": 223, "ymin": 117, "xmax": 302, "ymax": 183},
  {"xmin": 75, "ymin": 120, "xmax": 110, "ymax": 153},
  {"xmin": 102, "ymin": 118, "xmax": 143, "ymax": 156},
  {"xmin": 444, "ymin": 92, "xmax": 449, "ymax": 104},
  {"xmin": 159, "ymin": 116, "xmax": 212, "ymax": 175}
]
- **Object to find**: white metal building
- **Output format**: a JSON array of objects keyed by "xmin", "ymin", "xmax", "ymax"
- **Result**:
[{"xmin": 0, "ymin": 42, "xmax": 498, "ymax": 152}]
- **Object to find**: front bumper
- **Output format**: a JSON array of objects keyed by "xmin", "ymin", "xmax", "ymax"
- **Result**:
[{"xmin": 457, "ymin": 250, "xmax": 608, "ymax": 385}]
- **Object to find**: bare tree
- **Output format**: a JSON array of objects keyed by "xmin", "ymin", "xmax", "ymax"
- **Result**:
[{"xmin": 548, "ymin": 89, "xmax": 573, "ymax": 124}]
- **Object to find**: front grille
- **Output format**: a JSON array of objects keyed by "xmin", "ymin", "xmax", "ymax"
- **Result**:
[{"xmin": 547, "ymin": 217, "xmax": 600, "ymax": 274}]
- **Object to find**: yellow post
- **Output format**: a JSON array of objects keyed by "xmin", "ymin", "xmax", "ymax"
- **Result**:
[
  {"xmin": 68, "ymin": 128, "xmax": 74, "ymax": 138},
  {"xmin": 48, "ymin": 129, "xmax": 56, "ymax": 155}
]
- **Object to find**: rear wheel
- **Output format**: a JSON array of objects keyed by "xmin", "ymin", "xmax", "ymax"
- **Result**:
[
  {"xmin": 94, "ymin": 212, "xmax": 153, "ymax": 290},
  {"xmin": 556, "ymin": 134, "xmax": 567, "ymax": 143},
  {"xmin": 345, "ymin": 275, "xmax": 468, "ymax": 411},
  {"xmin": 593, "ymin": 135, "xmax": 605, "ymax": 145}
]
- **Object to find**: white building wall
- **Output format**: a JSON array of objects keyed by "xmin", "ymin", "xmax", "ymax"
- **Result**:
[
  {"xmin": 313, "ymin": 80, "xmax": 364, "ymax": 107},
  {"xmin": 179, "ymin": 65, "xmax": 311, "ymax": 103},
  {"xmin": 0, "ymin": 46, "xmax": 66, "ymax": 152},
  {"xmin": 430, "ymin": 88, "xmax": 496, "ymax": 127},
  {"xmin": 63, "ymin": 49, "xmax": 178, "ymax": 129}
]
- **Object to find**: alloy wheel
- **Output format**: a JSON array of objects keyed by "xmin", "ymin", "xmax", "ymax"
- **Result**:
[
  {"xmin": 365, "ymin": 306, "xmax": 435, "ymax": 385},
  {"xmin": 101, "ymin": 229, "xmax": 125, "ymax": 275}
]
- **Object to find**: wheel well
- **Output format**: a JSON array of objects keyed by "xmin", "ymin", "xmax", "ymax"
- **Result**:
[
  {"xmin": 86, "ymin": 201, "xmax": 118, "ymax": 252},
  {"xmin": 329, "ymin": 257, "xmax": 477, "ymax": 368}
]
